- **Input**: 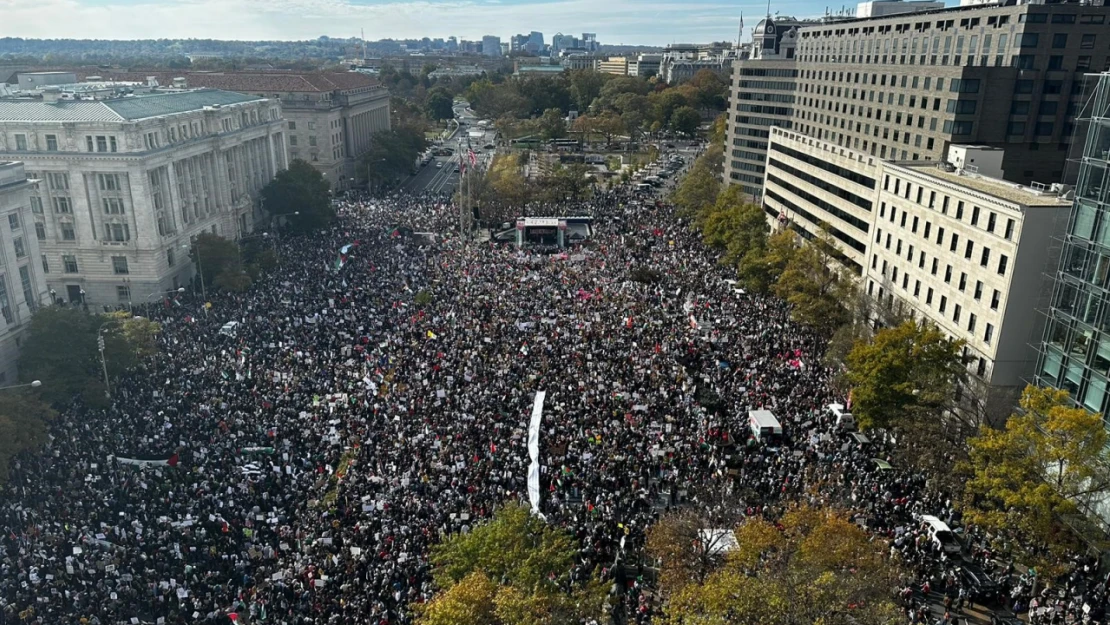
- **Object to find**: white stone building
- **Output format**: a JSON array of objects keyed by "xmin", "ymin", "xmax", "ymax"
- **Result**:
[
  {"xmin": 0, "ymin": 88, "xmax": 286, "ymax": 307},
  {"xmin": 0, "ymin": 161, "xmax": 49, "ymax": 383}
]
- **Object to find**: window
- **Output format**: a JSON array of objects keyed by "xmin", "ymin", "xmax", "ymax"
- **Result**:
[
  {"xmin": 87, "ymin": 136, "xmax": 94, "ymax": 152},
  {"xmin": 60, "ymin": 222, "xmax": 75, "ymax": 241},
  {"xmin": 289, "ymin": 136, "xmax": 298, "ymax": 146},
  {"xmin": 926, "ymin": 287, "xmax": 934, "ymax": 305},
  {"xmin": 974, "ymin": 280, "xmax": 983, "ymax": 300},
  {"xmin": 998, "ymin": 254, "xmax": 1008, "ymax": 276},
  {"xmin": 984, "ymin": 323, "xmax": 994, "ymax": 344},
  {"xmin": 102, "ymin": 198, "xmax": 125, "ymax": 215},
  {"xmin": 98, "ymin": 174, "xmax": 120, "ymax": 191},
  {"xmin": 0, "ymin": 277, "xmax": 12, "ymax": 324},
  {"xmin": 111, "ymin": 256, "xmax": 129, "ymax": 275},
  {"xmin": 309, "ymin": 136, "xmax": 317, "ymax": 147},
  {"xmin": 47, "ymin": 173, "xmax": 69, "ymax": 191},
  {"xmin": 965, "ymin": 240, "xmax": 974, "ymax": 259},
  {"xmin": 1050, "ymin": 13, "xmax": 1075, "ymax": 23},
  {"xmin": 1018, "ymin": 33, "xmax": 1039, "ymax": 47},
  {"xmin": 1005, "ymin": 219, "xmax": 1015, "ymax": 239},
  {"xmin": 954, "ymin": 303, "xmax": 962, "ymax": 323},
  {"xmin": 7, "ymin": 214, "xmax": 18, "ymax": 233},
  {"xmin": 45, "ymin": 135, "xmax": 58, "ymax": 151},
  {"xmin": 940, "ymin": 295, "xmax": 948, "ymax": 313},
  {"xmin": 14, "ymin": 135, "xmax": 27, "ymax": 151},
  {"xmin": 40, "ymin": 254, "xmax": 48, "ymax": 274},
  {"xmin": 308, "ymin": 121, "xmax": 316, "ymax": 129},
  {"xmin": 987, "ymin": 212, "xmax": 996, "ymax": 233},
  {"xmin": 1011, "ymin": 101, "xmax": 1030, "ymax": 115},
  {"xmin": 1052, "ymin": 33, "xmax": 1068, "ymax": 48},
  {"xmin": 1081, "ymin": 34, "xmax": 1097, "ymax": 49},
  {"xmin": 109, "ymin": 136, "xmax": 117, "ymax": 152},
  {"xmin": 991, "ymin": 289, "xmax": 1000, "ymax": 310},
  {"xmin": 980, "ymin": 247, "xmax": 991, "ymax": 267},
  {"xmin": 12, "ymin": 237, "xmax": 25, "ymax": 259},
  {"xmin": 971, "ymin": 206, "xmax": 980, "ymax": 226},
  {"xmin": 34, "ymin": 222, "xmax": 45, "ymax": 241},
  {"xmin": 29, "ymin": 197, "xmax": 42, "ymax": 214},
  {"xmin": 1047, "ymin": 55, "xmax": 1064, "ymax": 71},
  {"xmin": 167, "ymin": 248, "xmax": 176, "ymax": 267},
  {"xmin": 104, "ymin": 223, "xmax": 131, "ymax": 242},
  {"xmin": 96, "ymin": 136, "xmax": 108, "ymax": 152},
  {"xmin": 117, "ymin": 286, "xmax": 131, "ymax": 303},
  {"xmin": 288, "ymin": 121, "xmax": 296, "ymax": 130},
  {"xmin": 63, "ymin": 255, "xmax": 78, "ymax": 273},
  {"xmin": 1008, "ymin": 122, "xmax": 1027, "ymax": 135},
  {"xmin": 52, "ymin": 197, "xmax": 72, "ymax": 214},
  {"xmin": 1036, "ymin": 121, "xmax": 1055, "ymax": 136}
]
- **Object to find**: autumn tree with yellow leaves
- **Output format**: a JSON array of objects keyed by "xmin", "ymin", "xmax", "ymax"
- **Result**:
[
  {"xmin": 656, "ymin": 506, "xmax": 904, "ymax": 625},
  {"xmin": 962, "ymin": 385, "xmax": 1110, "ymax": 571},
  {"xmin": 413, "ymin": 502, "xmax": 609, "ymax": 625}
]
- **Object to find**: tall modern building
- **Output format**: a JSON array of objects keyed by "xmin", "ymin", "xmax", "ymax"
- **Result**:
[
  {"xmin": 482, "ymin": 36, "xmax": 503, "ymax": 57},
  {"xmin": 0, "ymin": 89, "xmax": 286, "ymax": 306},
  {"xmin": 1037, "ymin": 72, "xmax": 1110, "ymax": 415},
  {"xmin": 0, "ymin": 161, "xmax": 48, "ymax": 383},
  {"xmin": 725, "ymin": 0, "xmax": 1110, "ymax": 199}
]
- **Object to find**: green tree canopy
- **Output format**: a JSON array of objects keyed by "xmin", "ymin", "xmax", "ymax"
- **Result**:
[
  {"xmin": 359, "ymin": 126, "xmax": 429, "ymax": 191},
  {"xmin": 260, "ymin": 159, "xmax": 333, "ymax": 233},
  {"xmin": 425, "ymin": 86, "xmax": 455, "ymax": 121},
  {"xmin": 0, "ymin": 392, "xmax": 56, "ymax": 483},
  {"xmin": 772, "ymin": 228, "xmax": 856, "ymax": 338},
  {"xmin": 416, "ymin": 503, "xmax": 608, "ymax": 625},
  {"xmin": 659, "ymin": 506, "xmax": 904, "ymax": 625},
  {"xmin": 191, "ymin": 233, "xmax": 240, "ymax": 287},
  {"xmin": 536, "ymin": 108, "xmax": 567, "ymax": 141},
  {"xmin": 963, "ymin": 385, "xmax": 1110, "ymax": 572},
  {"xmin": 844, "ymin": 320, "xmax": 965, "ymax": 430},
  {"xmin": 672, "ymin": 144, "xmax": 722, "ymax": 217},
  {"xmin": 669, "ymin": 105, "xmax": 701, "ymax": 136}
]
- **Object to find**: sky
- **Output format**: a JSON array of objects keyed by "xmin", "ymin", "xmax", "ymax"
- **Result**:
[{"xmin": 1, "ymin": 0, "xmax": 862, "ymax": 46}]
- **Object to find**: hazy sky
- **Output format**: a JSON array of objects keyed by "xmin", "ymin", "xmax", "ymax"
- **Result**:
[{"xmin": 3, "ymin": 0, "xmax": 876, "ymax": 46}]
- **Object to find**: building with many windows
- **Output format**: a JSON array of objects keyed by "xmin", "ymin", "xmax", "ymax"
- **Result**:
[
  {"xmin": 0, "ymin": 161, "xmax": 48, "ymax": 383},
  {"xmin": 725, "ymin": 0, "xmax": 1110, "ymax": 199},
  {"xmin": 765, "ymin": 126, "xmax": 1070, "ymax": 419},
  {"xmin": 0, "ymin": 88, "xmax": 286, "ymax": 306},
  {"xmin": 1037, "ymin": 72, "xmax": 1110, "ymax": 415},
  {"xmin": 69, "ymin": 71, "xmax": 390, "ymax": 192}
]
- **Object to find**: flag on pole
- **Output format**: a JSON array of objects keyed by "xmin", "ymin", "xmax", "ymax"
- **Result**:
[
  {"xmin": 334, "ymin": 243, "xmax": 356, "ymax": 272},
  {"xmin": 468, "ymin": 149, "xmax": 477, "ymax": 166}
]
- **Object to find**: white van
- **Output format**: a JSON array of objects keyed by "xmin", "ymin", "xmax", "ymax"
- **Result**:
[
  {"xmin": 219, "ymin": 321, "xmax": 240, "ymax": 337},
  {"xmin": 827, "ymin": 403, "xmax": 857, "ymax": 430},
  {"xmin": 920, "ymin": 514, "xmax": 962, "ymax": 554},
  {"xmin": 748, "ymin": 410, "xmax": 783, "ymax": 444}
]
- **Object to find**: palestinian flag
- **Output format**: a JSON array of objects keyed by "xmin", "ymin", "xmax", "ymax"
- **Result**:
[
  {"xmin": 113, "ymin": 453, "xmax": 179, "ymax": 468},
  {"xmin": 334, "ymin": 243, "xmax": 357, "ymax": 272}
]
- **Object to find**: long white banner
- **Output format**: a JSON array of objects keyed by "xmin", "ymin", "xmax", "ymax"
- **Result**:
[{"xmin": 528, "ymin": 390, "xmax": 546, "ymax": 519}]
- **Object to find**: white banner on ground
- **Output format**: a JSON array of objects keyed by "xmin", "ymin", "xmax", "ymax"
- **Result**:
[{"xmin": 527, "ymin": 391, "xmax": 546, "ymax": 519}]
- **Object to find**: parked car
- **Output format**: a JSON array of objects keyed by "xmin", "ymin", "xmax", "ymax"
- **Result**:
[{"xmin": 958, "ymin": 562, "xmax": 1002, "ymax": 605}]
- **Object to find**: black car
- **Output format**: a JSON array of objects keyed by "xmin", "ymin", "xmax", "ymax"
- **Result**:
[{"xmin": 958, "ymin": 562, "xmax": 1002, "ymax": 605}]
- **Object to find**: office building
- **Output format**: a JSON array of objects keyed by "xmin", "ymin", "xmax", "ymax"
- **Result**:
[
  {"xmin": 1037, "ymin": 72, "xmax": 1110, "ymax": 415},
  {"xmin": 81, "ymin": 71, "xmax": 389, "ymax": 192},
  {"xmin": 628, "ymin": 54, "xmax": 663, "ymax": 78},
  {"xmin": 725, "ymin": 0, "xmax": 1110, "ymax": 199},
  {"xmin": 858, "ymin": 0, "xmax": 944, "ymax": 18},
  {"xmin": 0, "ymin": 161, "xmax": 48, "ymax": 383},
  {"xmin": 598, "ymin": 57, "xmax": 630, "ymax": 76},
  {"xmin": 0, "ymin": 88, "xmax": 287, "ymax": 306},
  {"xmin": 482, "ymin": 36, "xmax": 502, "ymax": 57},
  {"xmin": 765, "ymin": 126, "xmax": 1071, "ymax": 418}
]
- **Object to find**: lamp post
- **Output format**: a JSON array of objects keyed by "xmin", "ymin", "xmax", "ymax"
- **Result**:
[
  {"xmin": 0, "ymin": 380, "xmax": 42, "ymax": 392},
  {"xmin": 97, "ymin": 326, "xmax": 111, "ymax": 399},
  {"xmin": 48, "ymin": 289, "xmax": 56, "ymax": 305},
  {"xmin": 144, "ymin": 287, "xmax": 186, "ymax": 303},
  {"xmin": 184, "ymin": 242, "xmax": 206, "ymax": 302}
]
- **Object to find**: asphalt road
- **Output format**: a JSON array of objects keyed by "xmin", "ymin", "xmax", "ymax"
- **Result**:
[{"xmin": 402, "ymin": 103, "xmax": 497, "ymax": 195}]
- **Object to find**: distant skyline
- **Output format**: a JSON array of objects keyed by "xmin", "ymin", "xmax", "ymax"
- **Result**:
[{"xmin": 3, "ymin": 0, "xmax": 896, "ymax": 47}]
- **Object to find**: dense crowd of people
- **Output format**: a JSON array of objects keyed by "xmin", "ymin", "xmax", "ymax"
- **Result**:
[{"xmin": 1, "ymin": 160, "xmax": 1107, "ymax": 625}]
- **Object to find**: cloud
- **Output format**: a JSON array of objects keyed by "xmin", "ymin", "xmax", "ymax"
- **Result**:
[{"xmin": 3, "ymin": 0, "xmax": 779, "ymax": 45}]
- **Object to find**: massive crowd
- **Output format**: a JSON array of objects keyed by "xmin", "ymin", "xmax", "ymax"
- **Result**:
[{"xmin": 1, "ymin": 161, "xmax": 1107, "ymax": 625}]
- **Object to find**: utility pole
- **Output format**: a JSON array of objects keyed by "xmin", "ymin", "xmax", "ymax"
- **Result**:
[{"xmin": 97, "ymin": 329, "xmax": 110, "ymax": 399}]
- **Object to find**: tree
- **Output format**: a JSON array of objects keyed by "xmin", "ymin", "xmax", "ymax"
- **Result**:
[
  {"xmin": 260, "ymin": 159, "xmax": 333, "ymax": 233},
  {"xmin": 0, "ymin": 392, "xmax": 56, "ymax": 483},
  {"xmin": 416, "ymin": 503, "xmax": 608, "ymax": 625},
  {"xmin": 568, "ymin": 68, "xmax": 609, "ymax": 112},
  {"xmin": 709, "ymin": 112, "xmax": 727, "ymax": 146},
  {"xmin": 646, "ymin": 489, "xmax": 747, "ymax": 598},
  {"xmin": 18, "ymin": 308, "xmax": 161, "ymax": 406},
  {"xmin": 191, "ymin": 233, "xmax": 240, "ymax": 287},
  {"xmin": 672, "ymin": 145, "xmax": 722, "ymax": 217},
  {"xmin": 844, "ymin": 320, "xmax": 965, "ymax": 430},
  {"xmin": 772, "ymin": 228, "xmax": 856, "ymax": 337},
  {"xmin": 658, "ymin": 506, "xmax": 904, "ymax": 625},
  {"xmin": 536, "ymin": 108, "xmax": 567, "ymax": 141},
  {"xmin": 738, "ymin": 228, "xmax": 797, "ymax": 295},
  {"xmin": 648, "ymin": 89, "xmax": 689, "ymax": 130},
  {"xmin": 699, "ymin": 185, "xmax": 766, "ymax": 267},
  {"xmin": 425, "ymin": 86, "xmax": 455, "ymax": 121},
  {"xmin": 669, "ymin": 105, "xmax": 701, "ymax": 136},
  {"xmin": 359, "ymin": 126, "xmax": 429, "ymax": 191},
  {"xmin": 963, "ymin": 385, "xmax": 1110, "ymax": 570}
]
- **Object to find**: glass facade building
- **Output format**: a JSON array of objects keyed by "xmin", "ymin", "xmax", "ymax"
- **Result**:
[{"xmin": 1037, "ymin": 73, "xmax": 1110, "ymax": 415}]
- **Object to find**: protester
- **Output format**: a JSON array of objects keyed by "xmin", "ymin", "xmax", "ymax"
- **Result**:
[{"xmin": 0, "ymin": 169, "xmax": 1104, "ymax": 625}]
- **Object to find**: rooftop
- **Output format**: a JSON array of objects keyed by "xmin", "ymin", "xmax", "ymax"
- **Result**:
[
  {"xmin": 900, "ymin": 162, "xmax": 1072, "ymax": 207},
  {"xmin": 0, "ymin": 89, "xmax": 262, "ymax": 123}
]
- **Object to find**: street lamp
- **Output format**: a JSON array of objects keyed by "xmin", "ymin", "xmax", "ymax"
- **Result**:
[
  {"xmin": 48, "ymin": 288, "xmax": 56, "ymax": 305},
  {"xmin": 0, "ymin": 380, "xmax": 42, "ymax": 391},
  {"xmin": 98, "ymin": 326, "xmax": 111, "ymax": 399}
]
